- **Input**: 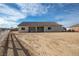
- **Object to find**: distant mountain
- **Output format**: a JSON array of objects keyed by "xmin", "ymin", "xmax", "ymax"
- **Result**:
[
  {"xmin": 71, "ymin": 24, "xmax": 79, "ymax": 27},
  {"xmin": 0, "ymin": 28, "xmax": 10, "ymax": 30}
]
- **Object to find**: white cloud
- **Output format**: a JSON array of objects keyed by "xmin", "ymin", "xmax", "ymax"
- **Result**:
[
  {"xmin": 0, "ymin": 3, "xmax": 49, "ymax": 28},
  {"xmin": 0, "ymin": 4, "xmax": 25, "ymax": 28},
  {"xmin": 0, "ymin": 17, "xmax": 18, "ymax": 28},
  {"xmin": 1, "ymin": 3, "xmax": 79, "ymax": 28},
  {"xmin": 17, "ymin": 3, "xmax": 49, "ymax": 16},
  {"xmin": 0, "ymin": 4, "xmax": 25, "ymax": 20},
  {"xmin": 0, "ymin": 17, "xmax": 8, "ymax": 24},
  {"xmin": 56, "ymin": 10, "xmax": 79, "ymax": 27}
]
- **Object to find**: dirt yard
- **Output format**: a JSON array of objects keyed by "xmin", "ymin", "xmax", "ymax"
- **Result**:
[{"xmin": 14, "ymin": 32, "xmax": 79, "ymax": 56}]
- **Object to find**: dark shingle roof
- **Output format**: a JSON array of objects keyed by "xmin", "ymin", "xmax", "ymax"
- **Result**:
[{"xmin": 18, "ymin": 22, "xmax": 62, "ymax": 26}]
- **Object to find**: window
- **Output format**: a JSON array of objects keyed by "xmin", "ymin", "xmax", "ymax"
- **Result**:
[
  {"xmin": 21, "ymin": 27, "xmax": 25, "ymax": 30},
  {"xmin": 48, "ymin": 27, "xmax": 51, "ymax": 30}
]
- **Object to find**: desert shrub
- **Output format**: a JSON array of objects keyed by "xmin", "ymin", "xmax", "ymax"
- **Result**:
[{"xmin": 72, "ymin": 30, "xmax": 75, "ymax": 32}]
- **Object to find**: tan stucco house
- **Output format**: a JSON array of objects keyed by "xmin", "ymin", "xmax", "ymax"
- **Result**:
[
  {"xmin": 71, "ymin": 24, "xmax": 79, "ymax": 32},
  {"xmin": 18, "ymin": 22, "xmax": 65, "ymax": 32}
]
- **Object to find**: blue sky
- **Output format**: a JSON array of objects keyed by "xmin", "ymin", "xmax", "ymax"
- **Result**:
[{"xmin": 0, "ymin": 3, "xmax": 79, "ymax": 28}]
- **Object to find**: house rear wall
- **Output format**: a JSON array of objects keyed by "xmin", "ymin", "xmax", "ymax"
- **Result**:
[
  {"xmin": 18, "ymin": 26, "xmax": 65, "ymax": 32},
  {"xmin": 44, "ymin": 26, "xmax": 64, "ymax": 32}
]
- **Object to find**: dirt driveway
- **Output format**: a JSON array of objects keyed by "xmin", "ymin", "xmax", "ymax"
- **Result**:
[{"xmin": 15, "ymin": 32, "xmax": 79, "ymax": 56}]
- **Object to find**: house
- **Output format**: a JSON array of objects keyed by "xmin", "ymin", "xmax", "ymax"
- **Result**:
[
  {"xmin": 18, "ymin": 22, "xmax": 65, "ymax": 32},
  {"xmin": 71, "ymin": 24, "xmax": 79, "ymax": 32}
]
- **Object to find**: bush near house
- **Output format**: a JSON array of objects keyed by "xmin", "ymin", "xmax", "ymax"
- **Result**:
[
  {"xmin": 11, "ymin": 28, "xmax": 18, "ymax": 31},
  {"xmin": 67, "ymin": 29, "xmax": 75, "ymax": 32}
]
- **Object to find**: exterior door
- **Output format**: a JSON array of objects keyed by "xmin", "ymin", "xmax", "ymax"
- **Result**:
[{"xmin": 37, "ymin": 27, "xmax": 44, "ymax": 32}]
